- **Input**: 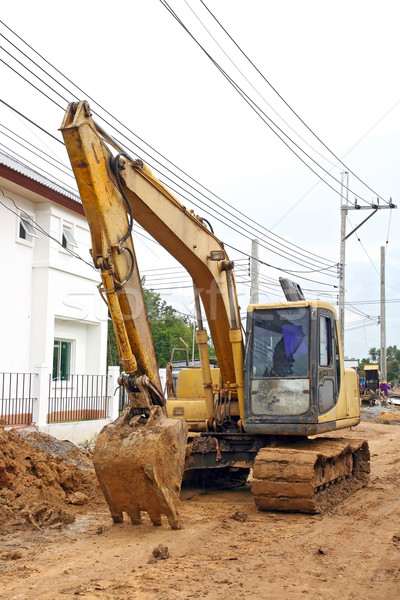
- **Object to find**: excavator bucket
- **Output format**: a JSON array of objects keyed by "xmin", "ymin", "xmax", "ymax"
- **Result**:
[{"xmin": 93, "ymin": 405, "xmax": 188, "ymax": 529}]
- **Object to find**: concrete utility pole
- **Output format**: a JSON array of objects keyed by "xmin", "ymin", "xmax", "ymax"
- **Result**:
[
  {"xmin": 380, "ymin": 246, "xmax": 387, "ymax": 381},
  {"xmin": 338, "ymin": 175, "xmax": 396, "ymax": 355},
  {"xmin": 250, "ymin": 239, "xmax": 259, "ymax": 304},
  {"xmin": 339, "ymin": 172, "xmax": 349, "ymax": 347}
]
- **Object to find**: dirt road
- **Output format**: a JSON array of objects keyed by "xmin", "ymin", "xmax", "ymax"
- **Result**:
[{"xmin": 1, "ymin": 420, "xmax": 400, "ymax": 600}]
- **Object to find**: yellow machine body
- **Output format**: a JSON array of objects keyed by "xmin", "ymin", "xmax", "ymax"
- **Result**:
[{"xmin": 61, "ymin": 101, "xmax": 368, "ymax": 518}]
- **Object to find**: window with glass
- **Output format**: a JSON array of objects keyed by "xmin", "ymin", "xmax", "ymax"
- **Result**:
[
  {"xmin": 19, "ymin": 215, "xmax": 39, "ymax": 243},
  {"xmin": 62, "ymin": 225, "xmax": 78, "ymax": 250},
  {"xmin": 319, "ymin": 315, "xmax": 332, "ymax": 366},
  {"xmin": 53, "ymin": 340, "xmax": 71, "ymax": 381},
  {"xmin": 249, "ymin": 307, "xmax": 310, "ymax": 416}
]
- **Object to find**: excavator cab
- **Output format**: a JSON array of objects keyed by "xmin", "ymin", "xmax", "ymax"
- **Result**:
[{"xmin": 244, "ymin": 302, "xmax": 359, "ymax": 435}]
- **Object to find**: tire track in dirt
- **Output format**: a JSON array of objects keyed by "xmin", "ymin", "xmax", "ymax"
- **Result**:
[{"xmin": 1, "ymin": 421, "xmax": 400, "ymax": 600}]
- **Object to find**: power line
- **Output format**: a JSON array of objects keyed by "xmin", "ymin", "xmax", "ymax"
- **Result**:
[
  {"xmin": 197, "ymin": 0, "xmax": 390, "ymax": 205},
  {"xmin": 0, "ymin": 141, "xmax": 78, "ymax": 195},
  {"xmin": 1, "ymin": 102, "xmax": 337, "ymax": 282},
  {"xmin": 0, "ymin": 125, "xmax": 75, "ymax": 179},
  {"xmin": 346, "ymin": 215, "xmax": 380, "ymax": 278},
  {"xmin": 224, "ymin": 241, "xmax": 338, "ymax": 287},
  {"xmin": 158, "ymin": 1, "xmax": 383, "ymax": 207},
  {"xmin": 0, "ymin": 19, "xmax": 388, "ymax": 297},
  {"xmin": 0, "ymin": 99, "xmax": 63, "ymax": 145},
  {"xmin": 0, "ymin": 189, "xmax": 95, "ymax": 270},
  {"xmin": 1, "ymin": 69, "xmax": 336, "ymax": 274},
  {"xmin": 0, "ymin": 22, "xmax": 340, "ymax": 271}
]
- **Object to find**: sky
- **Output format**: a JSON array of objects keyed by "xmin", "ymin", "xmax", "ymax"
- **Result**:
[{"xmin": 1, "ymin": 0, "xmax": 399, "ymax": 361}]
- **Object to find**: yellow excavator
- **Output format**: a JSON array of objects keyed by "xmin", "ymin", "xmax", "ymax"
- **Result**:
[{"xmin": 61, "ymin": 101, "xmax": 369, "ymax": 529}]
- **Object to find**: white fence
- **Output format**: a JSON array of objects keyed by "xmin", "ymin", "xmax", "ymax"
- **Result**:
[{"xmin": 0, "ymin": 365, "xmax": 120, "ymax": 428}]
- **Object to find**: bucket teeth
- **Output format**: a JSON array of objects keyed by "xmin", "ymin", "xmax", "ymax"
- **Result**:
[
  {"xmin": 93, "ymin": 406, "xmax": 188, "ymax": 529},
  {"xmin": 251, "ymin": 438, "xmax": 370, "ymax": 513}
]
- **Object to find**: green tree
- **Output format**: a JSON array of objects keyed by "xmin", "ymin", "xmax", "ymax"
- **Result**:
[
  {"xmin": 143, "ymin": 288, "xmax": 197, "ymax": 367},
  {"xmin": 358, "ymin": 356, "xmax": 370, "ymax": 376},
  {"xmin": 358, "ymin": 346, "xmax": 400, "ymax": 384},
  {"xmin": 106, "ymin": 288, "xmax": 212, "ymax": 369},
  {"xmin": 386, "ymin": 345, "xmax": 400, "ymax": 383},
  {"xmin": 107, "ymin": 315, "xmax": 119, "ymax": 368},
  {"xmin": 369, "ymin": 347, "xmax": 380, "ymax": 362}
]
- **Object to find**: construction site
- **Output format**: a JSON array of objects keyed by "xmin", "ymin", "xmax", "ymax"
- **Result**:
[
  {"xmin": 1, "ymin": 4, "xmax": 400, "ymax": 600},
  {"xmin": 1, "ymin": 408, "xmax": 400, "ymax": 600}
]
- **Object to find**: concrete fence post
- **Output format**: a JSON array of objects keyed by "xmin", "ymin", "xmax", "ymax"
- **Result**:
[
  {"xmin": 107, "ymin": 366, "xmax": 120, "ymax": 421},
  {"xmin": 32, "ymin": 364, "xmax": 49, "ymax": 427}
]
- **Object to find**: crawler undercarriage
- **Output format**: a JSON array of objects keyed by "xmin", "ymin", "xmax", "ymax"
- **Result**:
[{"xmin": 185, "ymin": 434, "xmax": 370, "ymax": 514}]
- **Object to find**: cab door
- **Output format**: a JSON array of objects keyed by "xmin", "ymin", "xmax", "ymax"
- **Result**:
[{"xmin": 317, "ymin": 311, "xmax": 338, "ymax": 414}]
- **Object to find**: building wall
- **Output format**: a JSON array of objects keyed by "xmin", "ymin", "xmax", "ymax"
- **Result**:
[
  {"xmin": 0, "ymin": 176, "xmax": 108, "ymax": 375},
  {"xmin": 0, "ymin": 189, "xmax": 36, "ymax": 372}
]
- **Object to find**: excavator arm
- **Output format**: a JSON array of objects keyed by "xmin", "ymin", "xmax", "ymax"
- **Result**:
[
  {"xmin": 60, "ymin": 100, "xmax": 246, "ymax": 529},
  {"xmin": 60, "ymin": 100, "xmax": 244, "ymax": 423}
]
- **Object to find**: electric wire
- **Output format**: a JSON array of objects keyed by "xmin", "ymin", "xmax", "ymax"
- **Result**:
[
  {"xmin": 0, "ymin": 46, "xmax": 337, "ymax": 278},
  {"xmin": 223, "ymin": 241, "xmax": 338, "ymax": 287},
  {"xmin": 386, "ymin": 208, "xmax": 393, "ymax": 247},
  {"xmin": 1, "ymin": 106, "xmax": 337, "ymax": 278},
  {"xmin": 158, "ymin": 0, "xmax": 380, "ymax": 207},
  {"xmin": 87, "ymin": 112, "xmax": 337, "ymax": 270},
  {"xmin": 155, "ymin": 171, "xmax": 338, "ymax": 274},
  {"xmin": 184, "ymin": 0, "xmax": 339, "ymax": 171},
  {"xmin": 0, "ymin": 20, "xmax": 389, "ymax": 292},
  {"xmin": 197, "ymin": 0, "xmax": 390, "ymax": 205},
  {"xmin": 0, "ymin": 189, "xmax": 96, "ymax": 269},
  {"xmin": 0, "ymin": 56, "xmax": 65, "ymax": 110},
  {"xmin": 0, "ymin": 141, "xmax": 78, "ymax": 195},
  {"xmin": 346, "ymin": 215, "xmax": 380, "ymax": 278},
  {"xmin": 1, "ymin": 13, "xmax": 393, "ymax": 278},
  {"xmin": 0, "ymin": 125, "xmax": 75, "ymax": 179},
  {"xmin": 0, "ymin": 22, "xmax": 341, "ymax": 270},
  {"xmin": 1, "ymin": 86, "xmax": 337, "ymax": 275},
  {"xmin": 1, "ymin": 20, "xmax": 395, "ymax": 345},
  {"xmin": 0, "ymin": 99, "xmax": 63, "ymax": 145}
]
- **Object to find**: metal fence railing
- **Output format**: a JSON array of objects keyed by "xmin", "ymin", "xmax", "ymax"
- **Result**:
[
  {"xmin": 48, "ymin": 374, "xmax": 109, "ymax": 424},
  {"xmin": 0, "ymin": 372, "xmax": 35, "ymax": 426},
  {"xmin": 119, "ymin": 384, "xmax": 129, "ymax": 413}
]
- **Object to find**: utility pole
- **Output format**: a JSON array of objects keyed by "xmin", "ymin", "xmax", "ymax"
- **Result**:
[
  {"xmin": 380, "ymin": 246, "xmax": 387, "ymax": 381},
  {"xmin": 338, "ymin": 176, "xmax": 396, "ymax": 355},
  {"xmin": 250, "ymin": 239, "xmax": 259, "ymax": 304},
  {"xmin": 339, "ymin": 172, "xmax": 349, "ymax": 347}
]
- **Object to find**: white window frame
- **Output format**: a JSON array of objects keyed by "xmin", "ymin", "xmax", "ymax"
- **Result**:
[
  {"xmin": 61, "ymin": 223, "xmax": 78, "ymax": 252},
  {"xmin": 17, "ymin": 213, "xmax": 39, "ymax": 246},
  {"xmin": 52, "ymin": 339, "xmax": 74, "ymax": 382}
]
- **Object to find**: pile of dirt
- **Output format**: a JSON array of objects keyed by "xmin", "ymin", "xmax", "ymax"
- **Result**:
[
  {"xmin": 378, "ymin": 410, "xmax": 400, "ymax": 424},
  {"xmin": 0, "ymin": 425, "xmax": 101, "ymax": 533},
  {"xmin": 360, "ymin": 405, "xmax": 400, "ymax": 423}
]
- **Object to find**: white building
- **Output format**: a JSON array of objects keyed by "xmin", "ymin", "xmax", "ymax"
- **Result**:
[{"xmin": 0, "ymin": 150, "xmax": 108, "ymax": 377}]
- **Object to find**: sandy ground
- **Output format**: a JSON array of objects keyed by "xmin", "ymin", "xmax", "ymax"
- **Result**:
[{"xmin": 1, "ymin": 418, "xmax": 400, "ymax": 600}]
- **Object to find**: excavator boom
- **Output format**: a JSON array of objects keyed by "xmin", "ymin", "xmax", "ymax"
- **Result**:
[{"xmin": 61, "ymin": 101, "xmax": 244, "ymax": 422}]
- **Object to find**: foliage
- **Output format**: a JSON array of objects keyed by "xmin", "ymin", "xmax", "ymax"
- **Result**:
[
  {"xmin": 358, "ymin": 356, "xmax": 371, "ymax": 377},
  {"xmin": 369, "ymin": 347, "xmax": 380, "ymax": 362},
  {"xmin": 107, "ymin": 317, "xmax": 119, "ymax": 368},
  {"xmin": 386, "ymin": 346, "xmax": 400, "ymax": 383},
  {"xmin": 107, "ymin": 287, "xmax": 215, "ymax": 369},
  {"xmin": 143, "ymin": 288, "xmax": 198, "ymax": 367},
  {"xmin": 358, "ymin": 346, "xmax": 400, "ymax": 384}
]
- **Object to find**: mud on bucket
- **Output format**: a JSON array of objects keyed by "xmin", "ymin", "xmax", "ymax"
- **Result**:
[{"xmin": 93, "ymin": 405, "xmax": 188, "ymax": 529}]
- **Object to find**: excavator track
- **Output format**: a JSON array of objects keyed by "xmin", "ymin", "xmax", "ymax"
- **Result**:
[{"xmin": 252, "ymin": 437, "xmax": 370, "ymax": 513}]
